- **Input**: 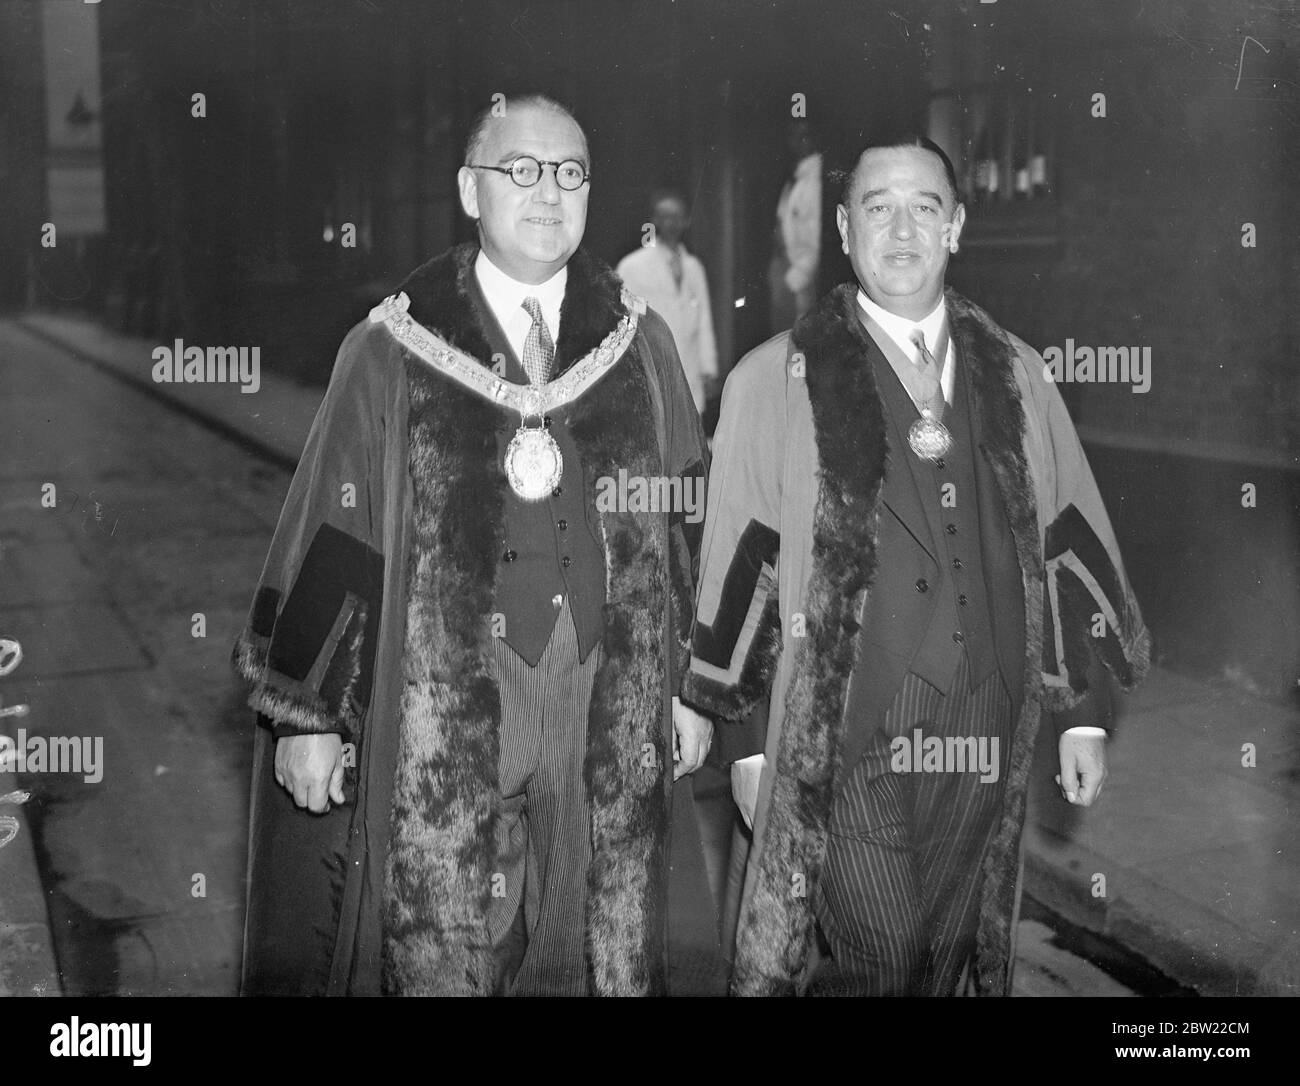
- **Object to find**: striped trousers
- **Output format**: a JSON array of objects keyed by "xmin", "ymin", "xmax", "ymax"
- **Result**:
[
  {"xmin": 811, "ymin": 654, "xmax": 1013, "ymax": 996},
  {"xmin": 486, "ymin": 600, "xmax": 601, "ymax": 996}
]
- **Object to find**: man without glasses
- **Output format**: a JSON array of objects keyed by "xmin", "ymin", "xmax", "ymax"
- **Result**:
[{"xmin": 685, "ymin": 133, "xmax": 1149, "ymax": 995}]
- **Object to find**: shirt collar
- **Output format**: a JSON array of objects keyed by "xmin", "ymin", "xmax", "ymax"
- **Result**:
[
  {"xmin": 651, "ymin": 240, "xmax": 688, "ymax": 262},
  {"xmin": 857, "ymin": 290, "xmax": 946, "ymax": 357},
  {"xmin": 474, "ymin": 248, "xmax": 567, "ymax": 316}
]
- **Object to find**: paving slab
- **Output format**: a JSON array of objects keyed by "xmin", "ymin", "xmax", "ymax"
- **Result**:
[
  {"xmin": 18, "ymin": 314, "xmax": 319, "ymax": 469},
  {"xmin": 0, "ymin": 540, "xmax": 100, "ymax": 609},
  {"xmin": 0, "ymin": 778, "xmax": 60, "ymax": 997},
  {"xmin": 4, "ymin": 602, "xmax": 152, "ymax": 681},
  {"xmin": 1024, "ymin": 666, "xmax": 1300, "ymax": 996}
]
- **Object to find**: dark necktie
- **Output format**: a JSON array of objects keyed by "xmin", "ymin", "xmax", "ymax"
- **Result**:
[{"xmin": 521, "ymin": 296, "xmax": 555, "ymax": 385}]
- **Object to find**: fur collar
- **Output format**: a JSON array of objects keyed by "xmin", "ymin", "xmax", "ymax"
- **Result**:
[
  {"xmin": 398, "ymin": 242, "xmax": 629, "ymax": 376},
  {"xmin": 382, "ymin": 243, "xmax": 669, "ymax": 996},
  {"xmin": 733, "ymin": 283, "xmax": 1046, "ymax": 996}
]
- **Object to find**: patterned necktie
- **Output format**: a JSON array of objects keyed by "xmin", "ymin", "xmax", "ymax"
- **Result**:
[
  {"xmin": 521, "ymin": 296, "xmax": 555, "ymax": 386},
  {"xmin": 909, "ymin": 328, "xmax": 946, "ymax": 418}
]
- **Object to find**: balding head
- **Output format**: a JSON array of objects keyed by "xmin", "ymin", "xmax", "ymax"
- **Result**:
[
  {"xmin": 457, "ymin": 96, "xmax": 591, "ymax": 284},
  {"xmin": 463, "ymin": 94, "xmax": 589, "ymax": 170}
]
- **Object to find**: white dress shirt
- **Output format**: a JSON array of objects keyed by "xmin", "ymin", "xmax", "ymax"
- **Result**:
[
  {"xmin": 617, "ymin": 241, "xmax": 718, "ymax": 414},
  {"xmin": 474, "ymin": 249, "xmax": 566, "ymax": 370},
  {"xmin": 857, "ymin": 291, "xmax": 954, "ymax": 408}
]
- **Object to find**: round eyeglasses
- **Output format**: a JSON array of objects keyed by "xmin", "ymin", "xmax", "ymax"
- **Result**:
[{"xmin": 469, "ymin": 156, "xmax": 590, "ymax": 191}]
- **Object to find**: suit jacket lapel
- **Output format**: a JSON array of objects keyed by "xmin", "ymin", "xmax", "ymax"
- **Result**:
[{"xmin": 860, "ymin": 321, "xmax": 939, "ymax": 562}]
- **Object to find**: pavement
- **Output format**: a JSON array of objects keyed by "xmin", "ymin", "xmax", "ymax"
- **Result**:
[{"xmin": 2, "ymin": 310, "xmax": 1297, "ymax": 997}]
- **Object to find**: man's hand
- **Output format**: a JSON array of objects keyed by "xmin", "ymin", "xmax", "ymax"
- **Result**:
[
  {"xmin": 274, "ymin": 733, "xmax": 346, "ymax": 813},
  {"xmin": 731, "ymin": 754, "xmax": 764, "ymax": 830},
  {"xmin": 672, "ymin": 697, "xmax": 713, "ymax": 781},
  {"xmin": 1056, "ymin": 731, "xmax": 1107, "ymax": 807}
]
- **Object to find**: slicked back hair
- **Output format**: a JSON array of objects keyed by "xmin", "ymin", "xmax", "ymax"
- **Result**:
[
  {"xmin": 462, "ymin": 94, "xmax": 590, "ymax": 169},
  {"xmin": 840, "ymin": 132, "xmax": 961, "ymax": 210}
]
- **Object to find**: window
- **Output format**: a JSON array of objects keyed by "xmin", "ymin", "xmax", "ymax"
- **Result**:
[{"xmin": 926, "ymin": 14, "xmax": 1061, "ymax": 250}]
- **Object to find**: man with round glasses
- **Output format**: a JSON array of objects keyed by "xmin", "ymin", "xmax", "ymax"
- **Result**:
[
  {"xmin": 236, "ymin": 94, "xmax": 715, "ymax": 996},
  {"xmin": 471, "ymin": 155, "xmax": 589, "ymax": 191}
]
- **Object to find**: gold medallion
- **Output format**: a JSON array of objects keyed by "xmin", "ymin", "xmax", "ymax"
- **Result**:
[
  {"xmin": 908, "ymin": 408, "xmax": 952, "ymax": 461},
  {"xmin": 505, "ymin": 425, "xmax": 563, "ymax": 501}
]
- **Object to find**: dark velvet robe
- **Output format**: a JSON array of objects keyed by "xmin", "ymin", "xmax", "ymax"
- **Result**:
[{"xmin": 233, "ymin": 244, "xmax": 709, "ymax": 995}]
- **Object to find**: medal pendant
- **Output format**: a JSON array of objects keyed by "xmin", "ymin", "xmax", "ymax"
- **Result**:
[
  {"xmin": 908, "ymin": 409, "xmax": 952, "ymax": 462},
  {"xmin": 505, "ymin": 424, "xmax": 563, "ymax": 501}
]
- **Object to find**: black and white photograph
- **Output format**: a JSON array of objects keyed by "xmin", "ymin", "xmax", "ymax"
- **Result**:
[{"xmin": 0, "ymin": 0, "xmax": 1295, "ymax": 1060}]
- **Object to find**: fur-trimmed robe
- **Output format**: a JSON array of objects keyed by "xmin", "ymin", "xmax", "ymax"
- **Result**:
[
  {"xmin": 682, "ymin": 283, "xmax": 1150, "ymax": 996},
  {"xmin": 233, "ymin": 243, "xmax": 707, "ymax": 995}
]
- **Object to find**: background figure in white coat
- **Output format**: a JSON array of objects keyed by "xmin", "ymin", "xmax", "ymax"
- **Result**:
[{"xmin": 618, "ymin": 189, "xmax": 719, "ymax": 418}]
